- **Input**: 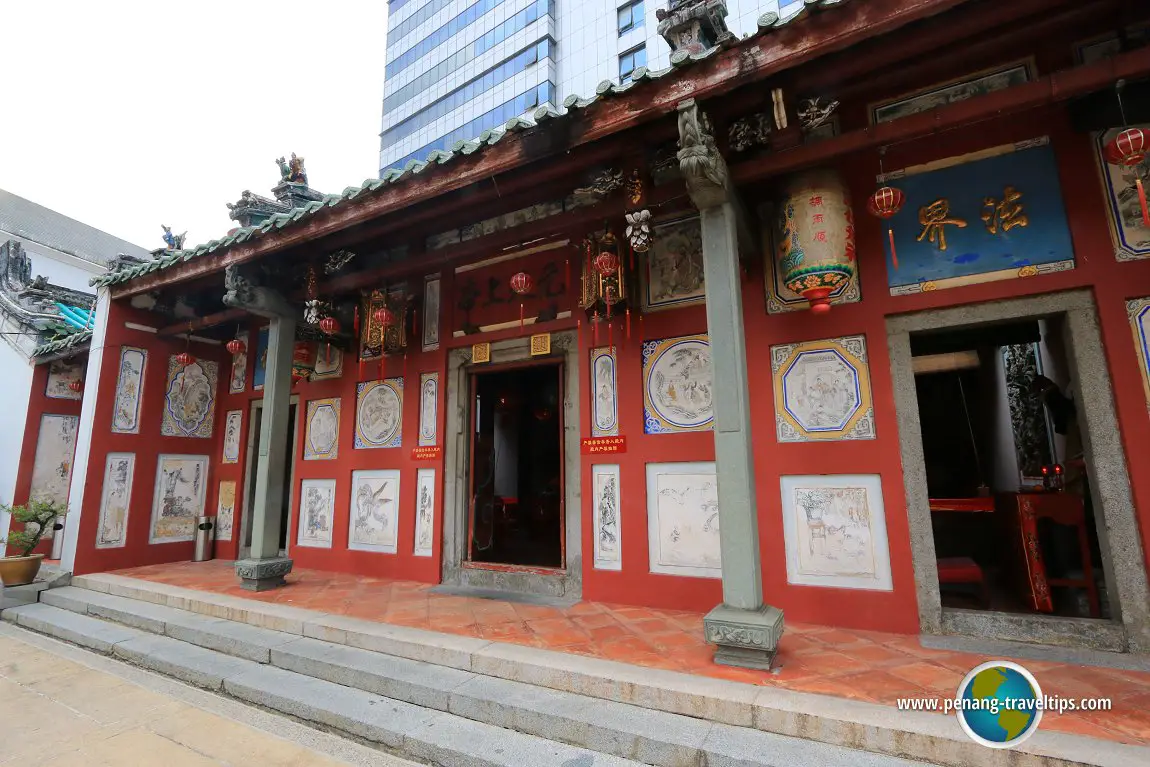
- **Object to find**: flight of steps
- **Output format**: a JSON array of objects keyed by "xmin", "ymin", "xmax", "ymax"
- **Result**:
[{"xmin": 1, "ymin": 579, "xmax": 1138, "ymax": 767}]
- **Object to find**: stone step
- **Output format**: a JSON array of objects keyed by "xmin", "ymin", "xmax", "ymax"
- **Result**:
[
  {"xmin": 69, "ymin": 573, "xmax": 1150, "ymax": 767},
  {"xmin": 36, "ymin": 586, "xmax": 930, "ymax": 767},
  {"xmin": 1, "ymin": 603, "xmax": 643, "ymax": 767}
]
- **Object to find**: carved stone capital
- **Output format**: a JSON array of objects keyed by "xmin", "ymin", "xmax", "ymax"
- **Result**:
[
  {"xmin": 676, "ymin": 99, "xmax": 731, "ymax": 210},
  {"xmin": 235, "ymin": 557, "xmax": 293, "ymax": 591},
  {"xmin": 703, "ymin": 603, "xmax": 784, "ymax": 670},
  {"xmin": 223, "ymin": 265, "xmax": 299, "ymax": 320}
]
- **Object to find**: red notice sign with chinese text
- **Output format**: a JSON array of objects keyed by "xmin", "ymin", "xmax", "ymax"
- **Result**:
[
  {"xmin": 411, "ymin": 446, "xmax": 442, "ymax": 461},
  {"xmin": 580, "ymin": 436, "xmax": 627, "ymax": 455}
]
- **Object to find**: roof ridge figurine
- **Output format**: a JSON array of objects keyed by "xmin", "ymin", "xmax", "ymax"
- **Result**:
[
  {"xmin": 277, "ymin": 152, "xmax": 308, "ymax": 186},
  {"xmin": 161, "ymin": 224, "xmax": 187, "ymax": 251}
]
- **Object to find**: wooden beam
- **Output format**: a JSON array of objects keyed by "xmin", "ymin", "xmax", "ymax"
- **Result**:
[
  {"xmin": 157, "ymin": 308, "xmax": 247, "ymax": 337},
  {"xmin": 729, "ymin": 45, "xmax": 1150, "ymax": 184}
]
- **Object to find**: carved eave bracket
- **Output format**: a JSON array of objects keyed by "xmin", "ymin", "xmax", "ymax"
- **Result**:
[
  {"xmin": 676, "ymin": 99, "xmax": 758, "ymax": 261},
  {"xmin": 222, "ymin": 264, "xmax": 300, "ymax": 321}
]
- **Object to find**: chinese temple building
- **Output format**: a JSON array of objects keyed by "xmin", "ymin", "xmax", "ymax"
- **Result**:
[{"xmin": 15, "ymin": 0, "xmax": 1150, "ymax": 668}]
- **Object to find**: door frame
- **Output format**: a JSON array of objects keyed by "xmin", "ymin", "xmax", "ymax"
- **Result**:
[
  {"xmin": 442, "ymin": 331, "xmax": 582, "ymax": 598},
  {"xmin": 887, "ymin": 289, "xmax": 1150, "ymax": 653},
  {"xmin": 239, "ymin": 394, "xmax": 301, "ymax": 560}
]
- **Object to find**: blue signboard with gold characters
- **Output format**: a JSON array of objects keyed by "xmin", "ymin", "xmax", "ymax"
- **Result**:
[{"xmin": 882, "ymin": 138, "xmax": 1075, "ymax": 295}]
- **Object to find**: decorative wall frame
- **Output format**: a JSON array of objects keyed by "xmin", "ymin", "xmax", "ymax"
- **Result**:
[
  {"xmin": 760, "ymin": 203, "xmax": 860, "ymax": 314},
  {"xmin": 348, "ymin": 469, "xmax": 400, "ymax": 554},
  {"xmin": 45, "ymin": 360, "xmax": 83, "ymax": 400},
  {"xmin": 423, "ymin": 273, "xmax": 441, "ymax": 352},
  {"xmin": 1129, "ymin": 298, "xmax": 1150, "ymax": 411},
  {"xmin": 472, "ymin": 342, "xmax": 491, "ymax": 364},
  {"xmin": 869, "ymin": 59, "xmax": 1035, "ymax": 125},
  {"xmin": 297, "ymin": 478, "xmax": 336, "ymax": 548},
  {"xmin": 1094, "ymin": 125, "xmax": 1150, "ymax": 261},
  {"xmin": 304, "ymin": 397, "xmax": 341, "ymax": 460},
  {"xmin": 216, "ymin": 480, "xmax": 236, "ymax": 542},
  {"xmin": 161, "ymin": 357, "xmax": 218, "ymax": 438},
  {"xmin": 771, "ymin": 335, "xmax": 876, "ymax": 442},
  {"xmin": 311, "ymin": 347, "xmax": 344, "ymax": 380},
  {"xmin": 229, "ymin": 350, "xmax": 247, "ymax": 393},
  {"xmin": 355, "ymin": 379, "xmax": 403, "ymax": 449},
  {"xmin": 645, "ymin": 462, "xmax": 721, "ymax": 578},
  {"xmin": 253, "ymin": 327, "xmax": 269, "ymax": 390},
  {"xmin": 414, "ymin": 468, "xmax": 436, "ymax": 557},
  {"xmin": 592, "ymin": 464, "xmax": 622, "ymax": 570},
  {"xmin": 418, "ymin": 373, "xmax": 439, "ymax": 447},
  {"xmin": 640, "ymin": 215, "xmax": 705, "ymax": 312},
  {"xmin": 150, "ymin": 454, "xmax": 208, "ymax": 544},
  {"xmin": 780, "ymin": 474, "xmax": 893, "ymax": 591},
  {"xmin": 1073, "ymin": 27, "xmax": 1149, "ymax": 65},
  {"xmin": 29, "ymin": 414, "xmax": 79, "ymax": 509},
  {"xmin": 96, "ymin": 453, "xmax": 134, "ymax": 549},
  {"xmin": 111, "ymin": 346, "xmax": 147, "ymax": 434},
  {"xmin": 221, "ymin": 410, "xmax": 242, "ymax": 464},
  {"xmin": 590, "ymin": 346, "xmax": 619, "ymax": 438},
  {"xmin": 642, "ymin": 334, "xmax": 713, "ymax": 434}
]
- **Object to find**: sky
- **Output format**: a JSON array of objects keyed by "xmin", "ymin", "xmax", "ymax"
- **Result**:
[{"xmin": 0, "ymin": 1, "xmax": 388, "ymax": 252}]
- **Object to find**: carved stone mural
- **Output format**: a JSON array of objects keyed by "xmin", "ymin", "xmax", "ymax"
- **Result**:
[
  {"xmin": 592, "ymin": 464, "xmax": 622, "ymax": 571},
  {"xmin": 222, "ymin": 410, "xmax": 242, "ymax": 464},
  {"xmin": 29, "ymin": 414, "xmax": 79, "ymax": 516},
  {"xmin": 297, "ymin": 478, "xmax": 336, "ymax": 548},
  {"xmin": 161, "ymin": 357, "xmax": 218, "ymax": 438},
  {"xmin": 423, "ymin": 274, "xmax": 441, "ymax": 351},
  {"xmin": 96, "ymin": 453, "xmax": 134, "ymax": 549},
  {"xmin": 418, "ymin": 373, "xmax": 439, "ymax": 447},
  {"xmin": 46, "ymin": 360, "xmax": 83, "ymax": 400},
  {"xmin": 1129, "ymin": 297, "xmax": 1150, "ymax": 412},
  {"xmin": 771, "ymin": 335, "xmax": 876, "ymax": 442},
  {"xmin": 645, "ymin": 462, "xmax": 721, "ymax": 578},
  {"xmin": 348, "ymin": 470, "xmax": 400, "ymax": 554},
  {"xmin": 413, "ymin": 468, "xmax": 436, "ymax": 557},
  {"xmin": 641, "ymin": 216, "xmax": 705, "ymax": 312},
  {"xmin": 1096, "ymin": 125, "xmax": 1150, "ymax": 261},
  {"xmin": 150, "ymin": 454, "xmax": 208, "ymax": 544},
  {"xmin": 216, "ymin": 480, "xmax": 236, "ymax": 542},
  {"xmin": 304, "ymin": 398, "xmax": 341, "ymax": 460},
  {"xmin": 112, "ymin": 347, "xmax": 147, "ymax": 434},
  {"xmin": 229, "ymin": 350, "xmax": 247, "ymax": 393},
  {"xmin": 356, "ymin": 379, "xmax": 403, "ymax": 449},
  {"xmin": 642, "ymin": 334, "xmax": 713, "ymax": 434},
  {"xmin": 590, "ymin": 347, "xmax": 619, "ymax": 438}
]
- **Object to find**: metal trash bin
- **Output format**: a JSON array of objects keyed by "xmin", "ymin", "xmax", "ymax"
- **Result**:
[
  {"xmin": 50, "ymin": 519, "xmax": 65, "ymax": 560},
  {"xmin": 193, "ymin": 516, "xmax": 215, "ymax": 562}
]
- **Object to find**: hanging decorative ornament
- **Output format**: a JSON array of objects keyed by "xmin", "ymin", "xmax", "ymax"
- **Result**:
[
  {"xmin": 594, "ymin": 250, "xmax": 620, "ymax": 278},
  {"xmin": 175, "ymin": 351, "xmax": 196, "ymax": 367},
  {"xmin": 1104, "ymin": 81, "xmax": 1150, "ymax": 227},
  {"xmin": 318, "ymin": 315, "xmax": 340, "ymax": 364},
  {"xmin": 354, "ymin": 305, "xmax": 363, "ymax": 381},
  {"xmin": 225, "ymin": 338, "xmax": 246, "ymax": 356},
  {"xmin": 509, "ymin": 271, "xmax": 533, "ymax": 330},
  {"xmin": 867, "ymin": 185, "xmax": 906, "ymax": 271},
  {"xmin": 373, "ymin": 304, "xmax": 395, "ymax": 380},
  {"xmin": 777, "ymin": 168, "xmax": 857, "ymax": 314},
  {"xmin": 625, "ymin": 209, "xmax": 652, "ymax": 254},
  {"xmin": 68, "ymin": 379, "xmax": 83, "ymax": 394}
]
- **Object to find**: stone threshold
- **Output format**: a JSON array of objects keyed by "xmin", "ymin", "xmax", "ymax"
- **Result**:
[{"xmin": 72, "ymin": 572, "xmax": 1146, "ymax": 767}]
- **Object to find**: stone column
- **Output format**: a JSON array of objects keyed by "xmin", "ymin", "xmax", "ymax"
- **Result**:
[
  {"xmin": 223, "ymin": 266, "xmax": 299, "ymax": 591},
  {"xmin": 677, "ymin": 99, "xmax": 784, "ymax": 670}
]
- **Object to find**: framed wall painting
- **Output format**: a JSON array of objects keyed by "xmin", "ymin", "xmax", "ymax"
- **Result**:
[
  {"xmin": 645, "ymin": 462, "xmax": 721, "ymax": 578},
  {"xmin": 45, "ymin": 359, "xmax": 84, "ymax": 400},
  {"xmin": 297, "ymin": 478, "xmax": 336, "ymax": 548},
  {"xmin": 642, "ymin": 334, "xmax": 713, "ymax": 434},
  {"xmin": 216, "ymin": 480, "xmax": 236, "ymax": 542},
  {"xmin": 418, "ymin": 373, "xmax": 439, "ymax": 447},
  {"xmin": 355, "ymin": 379, "xmax": 404, "ymax": 449},
  {"xmin": 423, "ymin": 273, "xmax": 441, "ymax": 352},
  {"xmin": 868, "ymin": 60, "xmax": 1035, "ymax": 125},
  {"xmin": 253, "ymin": 326, "xmax": 270, "ymax": 390},
  {"xmin": 1129, "ymin": 298, "xmax": 1150, "ymax": 411},
  {"xmin": 1094, "ymin": 125, "xmax": 1150, "ymax": 261},
  {"xmin": 590, "ymin": 346, "xmax": 619, "ymax": 438},
  {"xmin": 413, "ymin": 468, "xmax": 436, "ymax": 557},
  {"xmin": 304, "ymin": 398, "xmax": 341, "ymax": 461},
  {"xmin": 771, "ymin": 335, "xmax": 876, "ymax": 442},
  {"xmin": 160, "ymin": 357, "xmax": 218, "ymax": 438},
  {"xmin": 150, "ymin": 454, "xmax": 208, "ymax": 544},
  {"xmin": 29, "ymin": 414, "xmax": 79, "ymax": 509},
  {"xmin": 229, "ymin": 349, "xmax": 247, "ymax": 393},
  {"xmin": 592, "ymin": 464, "xmax": 622, "ymax": 571},
  {"xmin": 311, "ymin": 346, "xmax": 344, "ymax": 381},
  {"xmin": 760, "ymin": 203, "xmax": 860, "ymax": 314},
  {"xmin": 96, "ymin": 453, "xmax": 134, "ymax": 549},
  {"xmin": 111, "ymin": 346, "xmax": 147, "ymax": 434},
  {"xmin": 640, "ymin": 215, "xmax": 705, "ymax": 312},
  {"xmin": 1073, "ymin": 27, "xmax": 1148, "ymax": 65},
  {"xmin": 348, "ymin": 469, "xmax": 400, "ymax": 554},
  {"xmin": 779, "ymin": 474, "xmax": 893, "ymax": 591},
  {"xmin": 221, "ymin": 410, "xmax": 242, "ymax": 464}
]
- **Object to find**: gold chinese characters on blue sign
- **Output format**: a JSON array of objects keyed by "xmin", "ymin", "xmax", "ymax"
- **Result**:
[{"xmin": 883, "ymin": 139, "xmax": 1075, "ymax": 295}]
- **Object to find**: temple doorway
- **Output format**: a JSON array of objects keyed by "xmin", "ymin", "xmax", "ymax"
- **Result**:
[
  {"xmin": 240, "ymin": 397, "xmax": 300, "ymax": 559},
  {"xmin": 466, "ymin": 363, "xmax": 564, "ymax": 570}
]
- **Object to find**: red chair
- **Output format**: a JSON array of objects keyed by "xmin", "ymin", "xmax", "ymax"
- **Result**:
[{"xmin": 937, "ymin": 557, "xmax": 989, "ymax": 608}]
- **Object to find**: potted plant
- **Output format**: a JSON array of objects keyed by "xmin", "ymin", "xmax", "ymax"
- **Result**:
[{"xmin": 1, "ymin": 500, "xmax": 64, "ymax": 586}]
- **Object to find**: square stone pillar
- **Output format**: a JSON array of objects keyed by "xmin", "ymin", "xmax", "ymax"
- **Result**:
[
  {"xmin": 234, "ymin": 314, "xmax": 295, "ymax": 590},
  {"xmin": 677, "ymin": 98, "xmax": 783, "ymax": 670}
]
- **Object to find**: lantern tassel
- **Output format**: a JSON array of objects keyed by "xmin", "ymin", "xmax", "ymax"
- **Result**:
[
  {"xmin": 626, "ymin": 308, "xmax": 631, "ymax": 340},
  {"xmin": 325, "ymin": 343, "xmax": 330, "ymax": 365},
  {"xmin": 520, "ymin": 302, "xmax": 525, "ymax": 331},
  {"xmin": 629, "ymin": 241, "xmax": 634, "ymax": 272},
  {"xmin": 593, "ymin": 313, "xmax": 599, "ymax": 348},
  {"xmin": 608, "ymin": 317, "xmax": 613, "ymax": 351},
  {"xmin": 404, "ymin": 352, "xmax": 408, "ymax": 383},
  {"xmin": 888, "ymin": 228, "xmax": 899, "ymax": 271},
  {"xmin": 577, "ymin": 319, "xmax": 582, "ymax": 351},
  {"xmin": 565, "ymin": 258, "xmax": 570, "ymax": 297},
  {"xmin": 1138, "ymin": 177, "xmax": 1150, "ymax": 228},
  {"xmin": 380, "ymin": 353, "xmax": 385, "ymax": 382}
]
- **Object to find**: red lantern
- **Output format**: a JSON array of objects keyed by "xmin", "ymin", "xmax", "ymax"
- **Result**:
[
  {"xmin": 867, "ymin": 186, "xmax": 905, "ymax": 271},
  {"xmin": 318, "ymin": 316, "xmax": 340, "ymax": 335},
  {"xmin": 373, "ymin": 306, "xmax": 395, "ymax": 327},
  {"xmin": 175, "ymin": 351, "xmax": 196, "ymax": 367},
  {"xmin": 1105, "ymin": 128, "xmax": 1150, "ymax": 227},
  {"xmin": 593, "ymin": 251, "xmax": 619, "ymax": 277},
  {"xmin": 226, "ymin": 338, "xmax": 245, "ymax": 356},
  {"xmin": 68, "ymin": 379, "xmax": 83, "ymax": 393},
  {"xmin": 509, "ymin": 272, "xmax": 533, "ymax": 329}
]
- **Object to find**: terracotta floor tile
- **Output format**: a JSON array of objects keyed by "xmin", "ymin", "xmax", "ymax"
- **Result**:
[
  {"xmin": 808, "ymin": 629, "xmax": 873, "ymax": 648},
  {"xmin": 587, "ymin": 625, "xmax": 630, "ymax": 642},
  {"xmin": 573, "ymin": 613, "xmax": 620, "ymax": 630},
  {"xmin": 886, "ymin": 661, "xmax": 963, "ymax": 693},
  {"xmin": 848, "ymin": 643, "xmax": 919, "ymax": 665},
  {"xmin": 478, "ymin": 622, "xmax": 532, "ymax": 641}
]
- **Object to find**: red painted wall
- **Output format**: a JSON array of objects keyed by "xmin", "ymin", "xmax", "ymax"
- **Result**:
[{"xmin": 11, "ymin": 359, "xmax": 86, "ymax": 557}]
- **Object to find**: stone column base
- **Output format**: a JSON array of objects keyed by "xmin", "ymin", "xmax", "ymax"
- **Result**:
[
  {"xmin": 704, "ymin": 603, "xmax": 785, "ymax": 671},
  {"xmin": 235, "ymin": 557, "xmax": 293, "ymax": 592}
]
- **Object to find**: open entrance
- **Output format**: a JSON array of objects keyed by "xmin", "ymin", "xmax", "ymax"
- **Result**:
[
  {"xmin": 466, "ymin": 362, "xmax": 564, "ymax": 571},
  {"xmin": 240, "ymin": 397, "xmax": 300, "ymax": 558},
  {"xmin": 911, "ymin": 316, "xmax": 1112, "ymax": 621}
]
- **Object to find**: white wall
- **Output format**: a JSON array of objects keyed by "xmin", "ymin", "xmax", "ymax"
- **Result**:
[{"xmin": 0, "ymin": 350, "xmax": 34, "ymax": 555}]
